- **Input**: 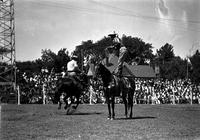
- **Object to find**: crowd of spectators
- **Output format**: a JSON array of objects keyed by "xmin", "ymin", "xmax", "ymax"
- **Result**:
[
  {"xmin": 84, "ymin": 78, "xmax": 200, "ymax": 105},
  {"xmin": 16, "ymin": 69, "xmax": 57, "ymax": 104},
  {"xmin": 2, "ymin": 69, "xmax": 200, "ymax": 105},
  {"xmin": 134, "ymin": 78, "xmax": 200, "ymax": 105}
]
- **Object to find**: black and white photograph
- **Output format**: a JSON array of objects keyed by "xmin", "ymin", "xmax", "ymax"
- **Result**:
[{"xmin": 1, "ymin": 0, "xmax": 200, "ymax": 139}]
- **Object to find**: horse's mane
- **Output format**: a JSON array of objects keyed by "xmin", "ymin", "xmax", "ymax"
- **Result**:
[
  {"xmin": 98, "ymin": 63, "xmax": 113, "ymax": 86},
  {"xmin": 99, "ymin": 63, "xmax": 112, "ymax": 76}
]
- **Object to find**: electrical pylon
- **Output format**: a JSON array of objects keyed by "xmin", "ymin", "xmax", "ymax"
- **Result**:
[{"xmin": 0, "ymin": 0, "xmax": 16, "ymax": 90}]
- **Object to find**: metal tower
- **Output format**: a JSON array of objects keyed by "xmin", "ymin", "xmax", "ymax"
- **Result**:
[{"xmin": 0, "ymin": 0, "xmax": 16, "ymax": 90}]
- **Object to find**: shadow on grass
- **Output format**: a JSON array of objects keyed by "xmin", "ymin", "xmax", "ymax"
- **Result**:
[
  {"xmin": 115, "ymin": 116, "xmax": 156, "ymax": 120},
  {"xmin": 66, "ymin": 112, "xmax": 103, "ymax": 115}
]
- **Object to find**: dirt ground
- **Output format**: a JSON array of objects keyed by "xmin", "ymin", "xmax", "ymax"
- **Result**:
[{"xmin": 1, "ymin": 104, "xmax": 200, "ymax": 140}]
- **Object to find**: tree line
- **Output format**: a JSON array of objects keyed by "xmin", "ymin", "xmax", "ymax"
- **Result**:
[{"xmin": 1, "ymin": 34, "xmax": 199, "ymax": 85}]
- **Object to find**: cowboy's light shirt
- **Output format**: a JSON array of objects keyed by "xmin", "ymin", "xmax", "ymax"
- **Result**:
[{"xmin": 67, "ymin": 60, "xmax": 78, "ymax": 71}]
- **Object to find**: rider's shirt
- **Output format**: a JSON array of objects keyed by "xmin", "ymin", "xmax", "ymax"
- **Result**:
[
  {"xmin": 67, "ymin": 60, "xmax": 78, "ymax": 76},
  {"xmin": 67, "ymin": 60, "xmax": 78, "ymax": 71}
]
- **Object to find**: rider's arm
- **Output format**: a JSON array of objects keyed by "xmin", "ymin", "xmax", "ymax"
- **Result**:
[{"xmin": 105, "ymin": 46, "xmax": 114, "ymax": 56}]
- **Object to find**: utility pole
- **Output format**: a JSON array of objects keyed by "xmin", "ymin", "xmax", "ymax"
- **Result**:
[{"xmin": 0, "ymin": 0, "xmax": 16, "ymax": 90}]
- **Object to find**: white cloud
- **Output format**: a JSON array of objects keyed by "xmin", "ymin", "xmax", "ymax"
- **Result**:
[
  {"xmin": 181, "ymin": 10, "xmax": 188, "ymax": 28},
  {"xmin": 156, "ymin": 0, "xmax": 173, "ymax": 36},
  {"xmin": 158, "ymin": 0, "xmax": 168, "ymax": 16}
]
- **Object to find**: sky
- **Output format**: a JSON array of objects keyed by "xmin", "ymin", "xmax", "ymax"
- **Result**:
[{"xmin": 14, "ymin": 0, "xmax": 200, "ymax": 61}]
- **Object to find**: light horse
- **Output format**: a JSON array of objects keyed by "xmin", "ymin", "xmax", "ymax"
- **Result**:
[
  {"xmin": 95, "ymin": 62, "xmax": 135, "ymax": 120},
  {"xmin": 54, "ymin": 73, "xmax": 88, "ymax": 113}
]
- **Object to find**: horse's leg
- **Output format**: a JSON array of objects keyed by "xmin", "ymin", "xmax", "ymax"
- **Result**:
[
  {"xmin": 128, "ymin": 90, "xmax": 134, "ymax": 118},
  {"xmin": 107, "ymin": 97, "xmax": 111, "ymax": 119},
  {"xmin": 107, "ymin": 102, "xmax": 111, "ymax": 119},
  {"xmin": 106, "ymin": 89, "xmax": 111, "ymax": 119},
  {"xmin": 122, "ymin": 91, "xmax": 128, "ymax": 118},
  {"xmin": 64, "ymin": 96, "xmax": 70, "ymax": 110},
  {"xmin": 73, "ymin": 94, "xmax": 80, "ymax": 109},
  {"xmin": 111, "ymin": 95, "xmax": 115, "ymax": 120},
  {"xmin": 56, "ymin": 93, "xmax": 62, "ymax": 110},
  {"xmin": 58, "ymin": 100, "xmax": 62, "ymax": 110}
]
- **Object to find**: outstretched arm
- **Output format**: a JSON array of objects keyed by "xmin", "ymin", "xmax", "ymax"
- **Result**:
[{"xmin": 104, "ymin": 46, "xmax": 114, "ymax": 67}]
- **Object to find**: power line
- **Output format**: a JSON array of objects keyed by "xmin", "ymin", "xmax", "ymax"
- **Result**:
[
  {"xmin": 19, "ymin": 1, "xmax": 200, "ymax": 33},
  {"xmin": 92, "ymin": 1, "xmax": 200, "ymax": 24},
  {"xmin": 92, "ymin": 1, "xmax": 200, "ymax": 32}
]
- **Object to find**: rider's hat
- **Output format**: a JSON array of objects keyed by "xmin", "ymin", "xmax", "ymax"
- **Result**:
[{"xmin": 108, "ymin": 33, "xmax": 117, "ymax": 39}]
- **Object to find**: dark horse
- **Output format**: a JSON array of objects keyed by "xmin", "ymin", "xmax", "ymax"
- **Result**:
[
  {"xmin": 95, "ymin": 63, "xmax": 135, "ymax": 120},
  {"xmin": 55, "ymin": 73, "xmax": 88, "ymax": 112}
]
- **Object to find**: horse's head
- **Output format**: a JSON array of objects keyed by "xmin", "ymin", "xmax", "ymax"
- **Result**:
[
  {"xmin": 94, "ymin": 62, "xmax": 113, "ymax": 86},
  {"xmin": 94, "ymin": 62, "xmax": 106, "ymax": 78}
]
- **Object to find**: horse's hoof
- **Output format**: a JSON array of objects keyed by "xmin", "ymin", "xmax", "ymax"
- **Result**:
[
  {"xmin": 110, "ymin": 117, "xmax": 115, "ymax": 120},
  {"xmin": 66, "ymin": 108, "xmax": 70, "ymax": 115}
]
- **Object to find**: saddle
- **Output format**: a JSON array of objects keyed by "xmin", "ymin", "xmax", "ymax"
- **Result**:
[
  {"xmin": 112, "ymin": 73, "xmax": 131, "ymax": 89},
  {"xmin": 62, "ymin": 77, "xmax": 74, "ymax": 85}
]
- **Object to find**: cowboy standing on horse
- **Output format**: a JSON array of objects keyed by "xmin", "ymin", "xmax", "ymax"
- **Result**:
[
  {"xmin": 105, "ymin": 32, "xmax": 129, "ymax": 78},
  {"xmin": 105, "ymin": 32, "xmax": 139, "ymax": 96},
  {"xmin": 105, "ymin": 32, "xmax": 141, "ymax": 77}
]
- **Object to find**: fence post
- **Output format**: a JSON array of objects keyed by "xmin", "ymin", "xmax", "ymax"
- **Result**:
[
  {"xmin": 173, "ymin": 91, "xmax": 175, "ymax": 105},
  {"xmin": 17, "ymin": 85, "xmax": 20, "ymax": 105},
  {"xmin": 43, "ymin": 84, "xmax": 46, "ymax": 105}
]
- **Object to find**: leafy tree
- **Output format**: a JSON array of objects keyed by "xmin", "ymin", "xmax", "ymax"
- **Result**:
[
  {"xmin": 54, "ymin": 48, "xmax": 70, "ymax": 73},
  {"xmin": 39, "ymin": 48, "xmax": 70, "ymax": 73},
  {"xmin": 40, "ymin": 49, "xmax": 56, "ymax": 71},
  {"xmin": 75, "ymin": 35, "xmax": 155, "ymax": 66},
  {"xmin": 158, "ymin": 56, "xmax": 187, "ymax": 80},
  {"xmin": 16, "ymin": 61, "xmax": 41, "ymax": 77},
  {"xmin": 156, "ymin": 43, "xmax": 175, "ymax": 64},
  {"xmin": 122, "ymin": 35, "xmax": 154, "ymax": 64},
  {"xmin": 155, "ymin": 43, "xmax": 177, "ymax": 79},
  {"xmin": 95, "ymin": 36, "xmax": 113, "ymax": 58},
  {"xmin": 75, "ymin": 38, "xmax": 112, "ymax": 60},
  {"xmin": 189, "ymin": 50, "xmax": 200, "ymax": 85},
  {"xmin": 75, "ymin": 38, "xmax": 112, "ymax": 70}
]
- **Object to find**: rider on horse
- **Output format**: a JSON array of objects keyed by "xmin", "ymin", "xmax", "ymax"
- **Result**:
[
  {"xmin": 105, "ymin": 32, "xmax": 135, "ymax": 78},
  {"xmin": 67, "ymin": 54, "xmax": 82, "ymax": 88},
  {"xmin": 105, "ymin": 32, "xmax": 138, "ymax": 96}
]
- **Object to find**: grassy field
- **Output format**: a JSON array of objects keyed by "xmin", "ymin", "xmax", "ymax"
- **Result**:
[{"xmin": 1, "ymin": 104, "xmax": 200, "ymax": 140}]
